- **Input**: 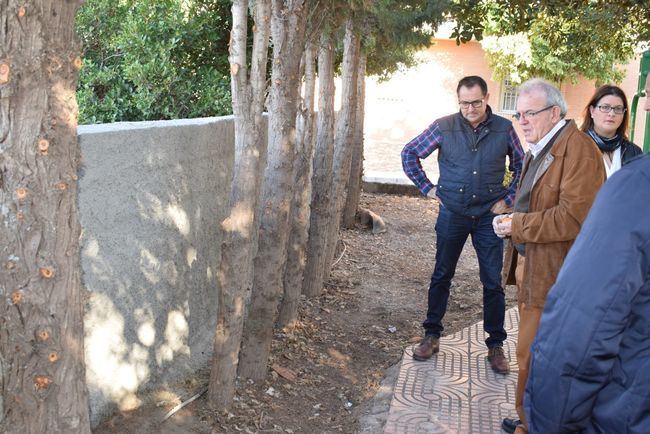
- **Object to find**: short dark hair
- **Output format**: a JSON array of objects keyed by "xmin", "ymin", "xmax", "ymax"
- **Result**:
[
  {"xmin": 580, "ymin": 84, "xmax": 630, "ymax": 139},
  {"xmin": 457, "ymin": 76, "xmax": 488, "ymax": 96}
]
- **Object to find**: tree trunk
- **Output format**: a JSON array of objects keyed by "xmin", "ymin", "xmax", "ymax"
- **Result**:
[
  {"xmin": 208, "ymin": 0, "xmax": 271, "ymax": 410},
  {"xmin": 302, "ymin": 31, "xmax": 336, "ymax": 297},
  {"xmin": 323, "ymin": 18, "xmax": 361, "ymax": 277},
  {"xmin": 278, "ymin": 42, "xmax": 316, "ymax": 327},
  {"xmin": 278, "ymin": 39, "xmax": 318, "ymax": 328},
  {"xmin": 342, "ymin": 54, "xmax": 367, "ymax": 229},
  {"xmin": 238, "ymin": 0, "xmax": 309, "ymax": 381},
  {"xmin": 0, "ymin": 2, "xmax": 91, "ymax": 433}
]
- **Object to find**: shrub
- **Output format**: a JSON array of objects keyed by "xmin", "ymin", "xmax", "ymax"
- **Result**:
[{"xmin": 76, "ymin": 0, "xmax": 233, "ymax": 124}]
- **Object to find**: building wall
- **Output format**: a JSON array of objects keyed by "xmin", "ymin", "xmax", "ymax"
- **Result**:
[
  {"xmin": 364, "ymin": 38, "xmax": 646, "ymax": 177},
  {"xmin": 561, "ymin": 57, "xmax": 644, "ymax": 143},
  {"xmin": 619, "ymin": 59, "xmax": 648, "ymax": 145},
  {"xmin": 77, "ymin": 117, "xmax": 236, "ymax": 426}
]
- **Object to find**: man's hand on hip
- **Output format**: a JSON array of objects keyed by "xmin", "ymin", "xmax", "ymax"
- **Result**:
[
  {"xmin": 491, "ymin": 199, "xmax": 512, "ymax": 215},
  {"xmin": 427, "ymin": 188, "xmax": 443, "ymax": 207}
]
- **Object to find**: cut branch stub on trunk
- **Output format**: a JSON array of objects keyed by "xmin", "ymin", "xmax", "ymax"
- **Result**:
[{"xmin": 0, "ymin": 1, "xmax": 91, "ymax": 432}]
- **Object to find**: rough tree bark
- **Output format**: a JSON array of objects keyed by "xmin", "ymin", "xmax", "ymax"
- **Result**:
[
  {"xmin": 238, "ymin": 0, "xmax": 309, "ymax": 380},
  {"xmin": 208, "ymin": 0, "xmax": 271, "ymax": 409},
  {"xmin": 342, "ymin": 53, "xmax": 367, "ymax": 229},
  {"xmin": 0, "ymin": 1, "xmax": 91, "ymax": 433},
  {"xmin": 278, "ymin": 38, "xmax": 318, "ymax": 328},
  {"xmin": 302, "ymin": 30, "xmax": 336, "ymax": 297},
  {"xmin": 323, "ymin": 18, "xmax": 361, "ymax": 277}
]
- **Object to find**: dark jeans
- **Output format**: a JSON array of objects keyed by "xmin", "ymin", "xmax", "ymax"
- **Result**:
[{"xmin": 423, "ymin": 205, "xmax": 506, "ymax": 348}]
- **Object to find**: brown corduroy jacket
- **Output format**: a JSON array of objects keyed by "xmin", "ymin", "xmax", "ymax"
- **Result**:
[{"xmin": 503, "ymin": 120, "xmax": 605, "ymax": 308}]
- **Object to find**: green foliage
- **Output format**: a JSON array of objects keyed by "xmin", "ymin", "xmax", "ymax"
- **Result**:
[
  {"xmin": 76, "ymin": 0, "xmax": 232, "ymax": 124},
  {"xmin": 360, "ymin": 0, "xmax": 451, "ymax": 79},
  {"xmin": 451, "ymin": 0, "xmax": 648, "ymax": 85},
  {"xmin": 503, "ymin": 164, "xmax": 512, "ymax": 187},
  {"xmin": 282, "ymin": 0, "xmax": 449, "ymax": 82},
  {"xmin": 480, "ymin": 33, "xmax": 532, "ymax": 84},
  {"xmin": 525, "ymin": 7, "xmax": 636, "ymax": 84}
]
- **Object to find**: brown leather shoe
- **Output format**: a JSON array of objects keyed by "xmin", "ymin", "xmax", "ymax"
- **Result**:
[
  {"xmin": 412, "ymin": 336, "xmax": 440, "ymax": 361},
  {"xmin": 513, "ymin": 424, "xmax": 529, "ymax": 434},
  {"xmin": 487, "ymin": 346, "xmax": 510, "ymax": 374}
]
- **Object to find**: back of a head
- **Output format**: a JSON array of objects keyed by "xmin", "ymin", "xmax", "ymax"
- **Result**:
[{"xmin": 519, "ymin": 78, "xmax": 568, "ymax": 118}]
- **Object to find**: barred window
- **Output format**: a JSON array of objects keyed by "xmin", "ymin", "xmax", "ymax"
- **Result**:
[{"xmin": 500, "ymin": 79, "xmax": 519, "ymax": 113}]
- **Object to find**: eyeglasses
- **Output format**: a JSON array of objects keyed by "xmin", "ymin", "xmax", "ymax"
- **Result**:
[
  {"xmin": 459, "ymin": 99, "xmax": 484, "ymax": 109},
  {"xmin": 512, "ymin": 105, "xmax": 555, "ymax": 121},
  {"xmin": 596, "ymin": 104, "xmax": 626, "ymax": 115}
]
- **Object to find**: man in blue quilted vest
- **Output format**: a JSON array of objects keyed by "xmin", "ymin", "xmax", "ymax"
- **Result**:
[{"xmin": 401, "ymin": 75, "xmax": 524, "ymax": 373}]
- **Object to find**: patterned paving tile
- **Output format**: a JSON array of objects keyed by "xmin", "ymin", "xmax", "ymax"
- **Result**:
[{"xmin": 385, "ymin": 308, "xmax": 519, "ymax": 433}]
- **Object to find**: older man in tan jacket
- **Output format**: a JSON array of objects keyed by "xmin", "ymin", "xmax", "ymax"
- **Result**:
[{"xmin": 493, "ymin": 79, "xmax": 605, "ymax": 434}]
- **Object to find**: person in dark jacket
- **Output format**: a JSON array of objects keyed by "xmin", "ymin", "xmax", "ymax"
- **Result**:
[
  {"xmin": 580, "ymin": 84, "xmax": 642, "ymax": 178},
  {"xmin": 401, "ymin": 75, "xmax": 524, "ymax": 374},
  {"xmin": 523, "ymin": 152, "xmax": 650, "ymax": 433}
]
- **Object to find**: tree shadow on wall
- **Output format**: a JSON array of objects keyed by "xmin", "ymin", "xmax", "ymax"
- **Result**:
[{"xmin": 77, "ymin": 118, "xmax": 234, "ymax": 425}]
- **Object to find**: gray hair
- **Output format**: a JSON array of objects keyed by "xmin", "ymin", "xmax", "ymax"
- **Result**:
[{"xmin": 518, "ymin": 78, "xmax": 568, "ymax": 118}]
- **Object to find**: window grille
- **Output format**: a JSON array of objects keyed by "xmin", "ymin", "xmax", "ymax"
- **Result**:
[{"xmin": 500, "ymin": 79, "xmax": 519, "ymax": 113}]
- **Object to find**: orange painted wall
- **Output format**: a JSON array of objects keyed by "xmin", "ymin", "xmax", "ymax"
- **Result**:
[
  {"xmin": 365, "ymin": 39, "xmax": 499, "ymax": 146},
  {"xmin": 364, "ymin": 38, "xmax": 646, "ymax": 166},
  {"xmin": 562, "ymin": 56, "xmax": 644, "ymax": 143}
]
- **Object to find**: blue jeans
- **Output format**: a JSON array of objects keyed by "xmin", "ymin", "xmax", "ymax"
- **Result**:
[{"xmin": 423, "ymin": 205, "xmax": 506, "ymax": 348}]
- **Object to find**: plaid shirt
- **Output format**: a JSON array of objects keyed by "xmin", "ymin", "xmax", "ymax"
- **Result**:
[{"xmin": 401, "ymin": 114, "xmax": 524, "ymax": 206}]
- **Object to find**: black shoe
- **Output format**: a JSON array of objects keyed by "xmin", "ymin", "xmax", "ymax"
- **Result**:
[{"xmin": 502, "ymin": 418, "xmax": 521, "ymax": 434}]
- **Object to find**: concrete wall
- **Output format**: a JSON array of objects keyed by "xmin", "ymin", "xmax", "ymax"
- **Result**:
[{"xmin": 77, "ymin": 117, "xmax": 235, "ymax": 425}]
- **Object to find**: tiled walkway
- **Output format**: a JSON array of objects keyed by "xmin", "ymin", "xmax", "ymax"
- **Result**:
[{"xmin": 385, "ymin": 308, "xmax": 519, "ymax": 433}]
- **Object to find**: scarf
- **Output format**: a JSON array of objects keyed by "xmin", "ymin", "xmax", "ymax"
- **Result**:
[{"xmin": 587, "ymin": 128, "xmax": 622, "ymax": 153}]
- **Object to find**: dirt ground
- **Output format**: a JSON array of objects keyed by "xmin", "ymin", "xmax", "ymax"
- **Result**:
[{"xmin": 95, "ymin": 192, "xmax": 517, "ymax": 434}]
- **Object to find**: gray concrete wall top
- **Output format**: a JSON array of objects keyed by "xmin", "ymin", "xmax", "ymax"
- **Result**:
[
  {"xmin": 78, "ymin": 116, "xmax": 235, "ymax": 135},
  {"xmin": 78, "ymin": 117, "xmax": 234, "ymax": 425}
]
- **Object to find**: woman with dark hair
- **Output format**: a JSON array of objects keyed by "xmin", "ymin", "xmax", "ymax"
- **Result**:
[{"xmin": 580, "ymin": 85, "xmax": 642, "ymax": 178}]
